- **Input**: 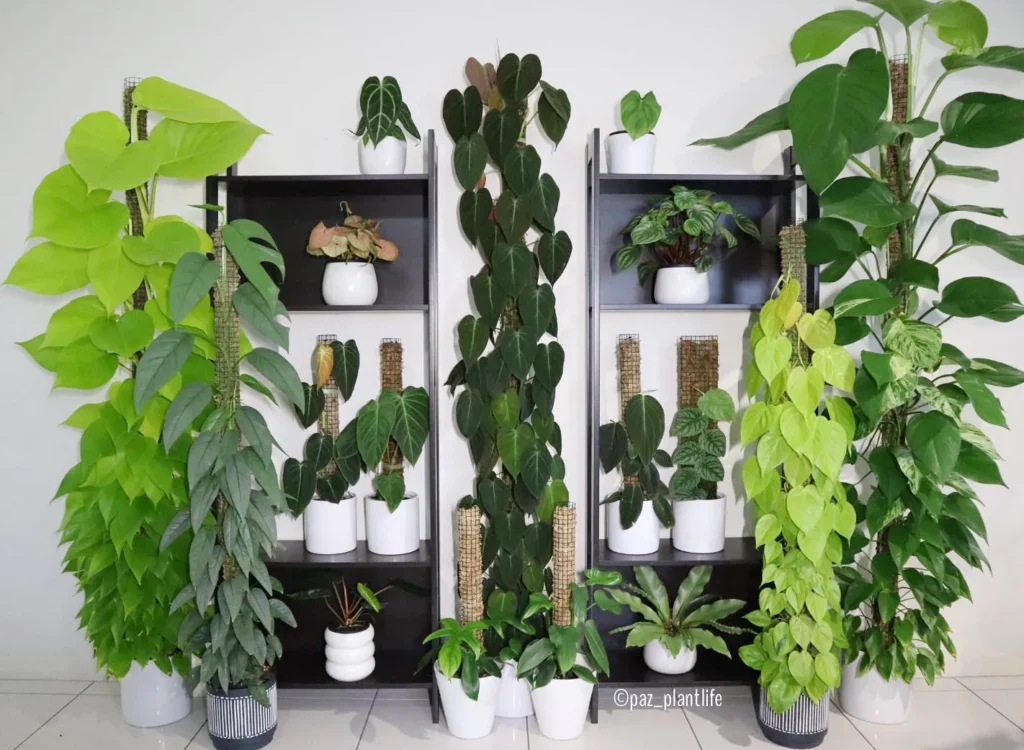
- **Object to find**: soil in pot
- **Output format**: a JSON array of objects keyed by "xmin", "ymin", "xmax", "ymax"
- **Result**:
[{"xmin": 205, "ymin": 674, "xmax": 277, "ymax": 750}]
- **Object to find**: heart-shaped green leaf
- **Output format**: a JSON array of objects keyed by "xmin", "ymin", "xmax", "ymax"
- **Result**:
[
  {"xmin": 496, "ymin": 53, "xmax": 542, "ymax": 102},
  {"xmin": 442, "ymin": 86, "xmax": 483, "ymax": 142},
  {"xmin": 504, "ymin": 145, "xmax": 541, "ymax": 196},
  {"xmin": 495, "ymin": 192, "xmax": 533, "ymax": 241},
  {"xmin": 942, "ymin": 92, "xmax": 1024, "ymax": 148},
  {"xmin": 537, "ymin": 231, "xmax": 572, "ymax": 286},
  {"xmin": 499, "ymin": 326, "xmax": 539, "ymax": 381},
  {"xmin": 357, "ymin": 390, "xmax": 400, "ymax": 468},
  {"xmin": 492, "ymin": 240, "xmax": 534, "ymax": 297},
  {"xmin": 471, "ymin": 269, "xmax": 506, "ymax": 328},
  {"xmin": 88, "ymin": 309, "xmax": 154, "ymax": 358},
  {"xmin": 518, "ymin": 284, "xmax": 555, "ymax": 335},
  {"xmin": 330, "ymin": 339, "xmax": 360, "ymax": 402},
  {"xmin": 534, "ymin": 342, "xmax": 565, "ymax": 390},
  {"xmin": 624, "ymin": 394, "xmax": 665, "ymax": 466},
  {"xmin": 454, "ymin": 133, "xmax": 488, "ymax": 191},
  {"xmin": 529, "ymin": 174, "xmax": 560, "ymax": 231},
  {"xmin": 459, "ymin": 188, "xmax": 493, "ymax": 246},
  {"xmin": 457, "ymin": 315, "xmax": 490, "ymax": 363},
  {"xmin": 498, "ymin": 423, "xmax": 534, "ymax": 478},
  {"xmin": 65, "ymin": 111, "xmax": 163, "ymax": 191},
  {"xmin": 483, "ymin": 108, "xmax": 522, "ymax": 168},
  {"xmin": 455, "ymin": 389, "xmax": 485, "ymax": 438},
  {"xmin": 392, "ymin": 386, "xmax": 430, "ymax": 464}
]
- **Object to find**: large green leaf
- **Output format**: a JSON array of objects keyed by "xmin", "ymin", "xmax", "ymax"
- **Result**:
[
  {"xmin": 454, "ymin": 133, "xmax": 488, "ymax": 191},
  {"xmin": 620, "ymin": 90, "xmax": 662, "ymax": 139},
  {"xmin": 820, "ymin": 177, "xmax": 915, "ymax": 227},
  {"xmin": 455, "ymin": 389, "xmax": 485, "ymax": 438},
  {"xmin": 357, "ymin": 390, "xmax": 400, "ymax": 468},
  {"xmin": 537, "ymin": 231, "xmax": 572, "ymax": 286},
  {"xmin": 858, "ymin": 0, "xmax": 933, "ymax": 26},
  {"xmin": 496, "ymin": 53, "xmax": 542, "ymax": 102},
  {"xmin": 330, "ymin": 339, "xmax": 360, "ymax": 402},
  {"xmin": 88, "ymin": 309, "xmax": 153, "ymax": 358},
  {"xmin": 483, "ymin": 108, "xmax": 522, "ymax": 168},
  {"xmin": 234, "ymin": 282, "xmax": 288, "ymax": 350},
  {"xmin": 221, "ymin": 220, "xmax": 283, "ymax": 308},
  {"xmin": 534, "ymin": 342, "xmax": 565, "ymax": 390},
  {"xmin": 4, "ymin": 242, "xmax": 89, "ymax": 295},
  {"xmin": 163, "ymin": 382, "xmax": 212, "ymax": 449},
  {"xmin": 65, "ymin": 111, "xmax": 162, "ymax": 191},
  {"xmin": 504, "ymin": 145, "xmax": 542, "ymax": 196},
  {"xmin": 936, "ymin": 276, "xmax": 1023, "ymax": 319},
  {"xmin": 245, "ymin": 348, "xmax": 304, "ymax": 408},
  {"xmin": 521, "ymin": 441, "xmax": 553, "ymax": 497},
  {"xmin": 951, "ymin": 220, "xmax": 1024, "ymax": 265},
  {"xmin": 955, "ymin": 372, "xmax": 1007, "ymax": 427},
  {"xmin": 790, "ymin": 10, "xmax": 878, "ymax": 64},
  {"xmin": 538, "ymin": 84, "xmax": 570, "ymax": 145},
  {"xmin": 360, "ymin": 76, "xmax": 400, "ymax": 146},
  {"xmin": 53, "ymin": 338, "xmax": 118, "ymax": 390},
  {"xmin": 928, "ymin": 0, "xmax": 988, "ymax": 49},
  {"xmin": 282, "ymin": 458, "xmax": 315, "ymax": 516},
  {"xmin": 624, "ymin": 394, "xmax": 665, "ymax": 466},
  {"xmin": 691, "ymin": 104, "xmax": 790, "ymax": 150},
  {"xmin": 169, "ymin": 252, "xmax": 218, "ymax": 323},
  {"xmin": 932, "ymin": 154, "xmax": 999, "ymax": 182},
  {"xmin": 133, "ymin": 77, "xmax": 250, "ymax": 123},
  {"xmin": 150, "ymin": 119, "xmax": 265, "ymax": 179},
  {"xmin": 30, "ymin": 166, "xmax": 128, "ymax": 249},
  {"xmin": 492, "ymin": 241, "xmax": 534, "ymax": 297},
  {"xmin": 930, "ymin": 198, "xmax": 1004, "ymax": 219},
  {"xmin": 134, "ymin": 329, "xmax": 194, "ymax": 411},
  {"xmin": 529, "ymin": 174, "xmax": 560, "ymax": 232},
  {"xmin": 888, "ymin": 258, "xmax": 939, "ymax": 290},
  {"xmin": 941, "ymin": 92, "xmax": 1024, "ymax": 148},
  {"xmin": 87, "ymin": 239, "xmax": 145, "ymax": 312},
  {"xmin": 943, "ymin": 46, "xmax": 1024, "ymax": 73},
  {"xmin": 442, "ymin": 87, "xmax": 483, "ymax": 142},
  {"xmin": 833, "ymin": 279, "xmax": 899, "ymax": 318},
  {"xmin": 392, "ymin": 386, "xmax": 430, "ymax": 464},
  {"xmin": 491, "ymin": 389, "xmax": 520, "ymax": 428},
  {"xmin": 498, "ymin": 424, "xmax": 534, "ymax": 478},
  {"xmin": 906, "ymin": 412, "xmax": 961, "ymax": 483},
  {"xmin": 457, "ymin": 315, "xmax": 489, "ymax": 363},
  {"xmin": 495, "ymin": 192, "xmax": 533, "ymax": 241},
  {"xmin": 955, "ymin": 442, "xmax": 1005, "ymax": 485},
  {"xmin": 294, "ymin": 384, "xmax": 324, "ymax": 429},
  {"xmin": 499, "ymin": 326, "xmax": 539, "ymax": 381},
  {"xmin": 459, "ymin": 188, "xmax": 493, "ymax": 247},
  {"xmin": 470, "ymin": 270, "xmax": 505, "ymax": 328},
  {"xmin": 519, "ymin": 284, "xmax": 555, "ymax": 335}
]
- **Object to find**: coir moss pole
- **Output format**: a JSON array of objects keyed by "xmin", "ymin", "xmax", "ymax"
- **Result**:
[{"xmin": 677, "ymin": 336, "xmax": 720, "ymax": 497}]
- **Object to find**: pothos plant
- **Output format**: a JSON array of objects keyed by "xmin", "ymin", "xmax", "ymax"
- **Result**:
[
  {"xmin": 698, "ymin": 0, "xmax": 1024, "ymax": 687},
  {"xmin": 442, "ymin": 52, "xmax": 573, "ymax": 657},
  {"xmin": 598, "ymin": 394, "xmax": 673, "ymax": 530},
  {"xmin": 354, "ymin": 76, "xmax": 420, "ymax": 147},
  {"xmin": 736, "ymin": 277, "xmax": 856, "ymax": 713},
  {"xmin": 8, "ymin": 78, "xmax": 263, "ymax": 681},
  {"xmin": 670, "ymin": 388, "xmax": 736, "ymax": 501}
]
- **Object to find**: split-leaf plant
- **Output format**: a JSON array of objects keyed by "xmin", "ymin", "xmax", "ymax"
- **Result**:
[
  {"xmin": 598, "ymin": 394, "xmax": 674, "ymax": 529},
  {"xmin": 736, "ymin": 277, "xmax": 856, "ymax": 713},
  {"xmin": 442, "ymin": 52, "xmax": 572, "ymax": 658},
  {"xmin": 698, "ymin": 0, "xmax": 1024, "ymax": 687},
  {"xmin": 670, "ymin": 388, "xmax": 736, "ymax": 501},
  {"xmin": 154, "ymin": 217, "xmax": 306, "ymax": 702},
  {"xmin": 8, "ymin": 78, "xmax": 264, "ymax": 681},
  {"xmin": 354, "ymin": 76, "xmax": 420, "ymax": 147}
]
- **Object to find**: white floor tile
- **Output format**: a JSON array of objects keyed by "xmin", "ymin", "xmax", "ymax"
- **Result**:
[
  {"xmin": 0, "ymin": 694, "xmax": 76, "ymax": 750},
  {"xmin": 846, "ymin": 689, "xmax": 1024, "ymax": 749},
  {"xmin": 372, "ymin": 688, "xmax": 431, "ymax": 701},
  {"xmin": 83, "ymin": 680, "xmax": 121, "ymax": 696},
  {"xmin": 0, "ymin": 680, "xmax": 91, "ymax": 695},
  {"xmin": 960, "ymin": 677, "xmax": 1024, "ymax": 692},
  {"xmin": 276, "ymin": 688, "xmax": 377, "ymax": 701},
  {"xmin": 360, "ymin": 699, "xmax": 527, "ymax": 749},
  {"xmin": 529, "ymin": 704, "xmax": 701, "ymax": 750},
  {"xmin": 19, "ymin": 694, "xmax": 204, "ymax": 750},
  {"xmin": 686, "ymin": 694, "xmax": 873, "ymax": 749},
  {"xmin": 972, "ymin": 691, "xmax": 1024, "ymax": 732}
]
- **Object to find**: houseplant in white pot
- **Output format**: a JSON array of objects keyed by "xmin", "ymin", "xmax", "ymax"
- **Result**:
[
  {"xmin": 353, "ymin": 75, "xmax": 420, "ymax": 174},
  {"xmin": 669, "ymin": 387, "xmax": 736, "ymax": 553},
  {"xmin": 615, "ymin": 186, "xmax": 760, "ymax": 304},
  {"xmin": 607, "ymin": 90, "xmax": 660, "ymax": 173},
  {"xmin": 323, "ymin": 579, "xmax": 389, "ymax": 682},
  {"xmin": 307, "ymin": 202, "xmax": 398, "ymax": 306},
  {"xmin": 425, "ymin": 618, "xmax": 502, "ymax": 739},
  {"xmin": 608, "ymin": 566, "xmax": 745, "ymax": 674}
]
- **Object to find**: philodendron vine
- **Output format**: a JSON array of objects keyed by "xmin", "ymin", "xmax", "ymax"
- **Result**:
[
  {"xmin": 699, "ymin": 0, "xmax": 1024, "ymax": 687},
  {"xmin": 7, "ymin": 78, "xmax": 262, "ymax": 680},
  {"xmin": 738, "ymin": 277, "xmax": 855, "ymax": 713},
  {"xmin": 443, "ymin": 53, "xmax": 573, "ymax": 654}
]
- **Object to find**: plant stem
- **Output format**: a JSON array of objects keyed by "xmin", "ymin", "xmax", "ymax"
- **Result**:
[
  {"xmin": 934, "ymin": 243, "xmax": 963, "ymax": 264},
  {"xmin": 909, "ymin": 139, "xmax": 944, "ymax": 197},
  {"xmin": 148, "ymin": 175, "xmax": 159, "ymax": 223},
  {"xmin": 905, "ymin": 25, "xmax": 915, "ymax": 116},
  {"xmin": 915, "ymin": 212, "xmax": 941, "ymax": 259},
  {"xmin": 856, "ymin": 256, "xmax": 875, "ymax": 280},
  {"xmin": 851, "ymin": 155, "xmax": 884, "ymax": 182},
  {"xmin": 918, "ymin": 72, "xmax": 950, "ymax": 119},
  {"xmin": 917, "ymin": 304, "xmax": 937, "ymax": 321}
]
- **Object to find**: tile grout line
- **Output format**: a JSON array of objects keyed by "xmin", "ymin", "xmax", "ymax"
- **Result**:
[
  {"xmin": 354, "ymin": 689, "xmax": 379, "ymax": 750},
  {"xmin": 958, "ymin": 682, "xmax": 1024, "ymax": 734},
  {"xmin": 524, "ymin": 715, "xmax": 531, "ymax": 750},
  {"xmin": 679, "ymin": 704, "xmax": 704, "ymax": 750},
  {"xmin": 830, "ymin": 695, "xmax": 880, "ymax": 750},
  {"xmin": 12, "ymin": 680, "xmax": 93, "ymax": 749}
]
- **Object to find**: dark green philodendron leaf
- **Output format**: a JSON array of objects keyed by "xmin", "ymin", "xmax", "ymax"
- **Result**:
[
  {"xmin": 790, "ymin": 10, "xmax": 878, "ymax": 64},
  {"xmin": 942, "ymin": 92, "xmax": 1024, "ymax": 148},
  {"xmin": 295, "ymin": 383, "xmax": 325, "ymax": 428},
  {"xmin": 356, "ymin": 390, "xmax": 400, "ymax": 468},
  {"xmin": 529, "ymin": 174, "xmax": 560, "ymax": 232},
  {"xmin": 330, "ymin": 339, "xmax": 360, "ymax": 401},
  {"xmin": 478, "ymin": 473, "xmax": 511, "ymax": 519},
  {"xmin": 499, "ymin": 326, "xmax": 539, "ymax": 381},
  {"xmin": 316, "ymin": 473, "xmax": 349, "ymax": 503},
  {"xmin": 454, "ymin": 133, "xmax": 488, "ymax": 191},
  {"xmin": 858, "ymin": 0, "xmax": 933, "ymax": 26},
  {"xmin": 504, "ymin": 145, "xmax": 542, "ymax": 196},
  {"xmin": 492, "ymin": 240, "xmax": 534, "ymax": 297},
  {"xmin": 937, "ymin": 276, "xmax": 1023, "ymax": 320},
  {"xmin": 617, "ymin": 484, "xmax": 645, "ymax": 530},
  {"xmin": 245, "ymin": 348, "xmax": 304, "ymax": 409},
  {"xmin": 951, "ymin": 220, "xmax": 1024, "ymax": 265},
  {"xmin": 305, "ymin": 433, "xmax": 334, "ymax": 472},
  {"xmin": 534, "ymin": 342, "xmax": 565, "ymax": 390},
  {"xmin": 624, "ymin": 394, "xmax": 666, "ymax": 466},
  {"xmin": 943, "ymin": 46, "xmax": 1024, "ymax": 73},
  {"xmin": 455, "ymin": 389, "xmax": 485, "ymax": 438},
  {"xmin": 498, "ymin": 424, "xmax": 534, "ymax": 478},
  {"xmin": 907, "ymin": 411, "xmax": 961, "ymax": 483},
  {"xmin": 789, "ymin": 48, "xmax": 889, "ymax": 193},
  {"xmin": 234, "ymin": 282, "xmax": 288, "ymax": 349},
  {"xmin": 496, "ymin": 53, "xmax": 542, "ymax": 102},
  {"xmin": 491, "ymin": 389, "xmax": 520, "ymax": 428},
  {"xmin": 692, "ymin": 104, "xmax": 790, "ymax": 150},
  {"xmin": 442, "ymin": 87, "xmax": 483, "ymax": 141},
  {"xmin": 169, "ymin": 252, "xmax": 218, "ymax": 324},
  {"xmin": 374, "ymin": 473, "xmax": 406, "ymax": 512},
  {"xmin": 932, "ymin": 154, "xmax": 999, "ymax": 182},
  {"xmin": 459, "ymin": 188, "xmax": 493, "ymax": 247},
  {"xmin": 833, "ymin": 279, "xmax": 899, "ymax": 318},
  {"xmin": 538, "ymin": 84, "xmax": 570, "ymax": 145},
  {"xmin": 888, "ymin": 259, "xmax": 939, "ymax": 291},
  {"xmin": 477, "ymin": 220, "xmax": 502, "ymax": 263},
  {"xmin": 495, "ymin": 192, "xmax": 534, "ymax": 241},
  {"xmin": 457, "ymin": 315, "xmax": 489, "ymax": 363},
  {"xmin": 392, "ymin": 386, "xmax": 430, "ymax": 464},
  {"xmin": 471, "ymin": 269, "xmax": 506, "ymax": 328},
  {"xmin": 928, "ymin": 0, "xmax": 988, "ymax": 49},
  {"xmin": 820, "ymin": 177, "xmax": 915, "ymax": 227},
  {"xmin": 163, "ymin": 382, "xmax": 213, "ymax": 450},
  {"xmin": 483, "ymin": 109, "xmax": 522, "ymax": 168},
  {"xmin": 803, "ymin": 217, "xmax": 863, "ymax": 264},
  {"xmin": 360, "ymin": 76, "xmax": 399, "ymax": 146},
  {"xmin": 521, "ymin": 441, "xmax": 552, "ymax": 498},
  {"xmin": 599, "ymin": 422, "xmax": 629, "ymax": 473},
  {"xmin": 134, "ymin": 329, "xmax": 194, "ymax": 412},
  {"xmin": 537, "ymin": 231, "xmax": 572, "ymax": 286},
  {"xmin": 519, "ymin": 284, "xmax": 555, "ymax": 335}
]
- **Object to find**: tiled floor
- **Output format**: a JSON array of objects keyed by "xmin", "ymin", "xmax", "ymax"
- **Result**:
[{"xmin": 1, "ymin": 677, "xmax": 1022, "ymax": 749}]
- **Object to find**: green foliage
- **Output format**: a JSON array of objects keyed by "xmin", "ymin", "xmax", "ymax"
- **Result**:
[
  {"xmin": 423, "ymin": 619, "xmax": 501, "ymax": 701},
  {"xmin": 670, "ymin": 388, "xmax": 736, "ymax": 501},
  {"xmin": 356, "ymin": 385, "xmax": 430, "ymax": 513},
  {"xmin": 355, "ymin": 76, "xmax": 419, "ymax": 147},
  {"xmin": 620, "ymin": 90, "xmax": 661, "ymax": 140},
  {"xmin": 323, "ymin": 579, "xmax": 390, "ymax": 631}
]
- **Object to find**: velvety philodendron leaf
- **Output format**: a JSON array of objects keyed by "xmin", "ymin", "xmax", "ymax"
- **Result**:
[
  {"xmin": 459, "ymin": 188, "xmax": 492, "ymax": 246},
  {"xmin": 133, "ymin": 77, "xmax": 250, "ymax": 123},
  {"xmin": 497, "ymin": 423, "xmax": 534, "ymax": 478},
  {"xmin": 504, "ymin": 145, "xmax": 542, "ymax": 196},
  {"xmin": 282, "ymin": 458, "xmax": 315, "ymax": 516},
  {"xmin": 442, "ymin": 87, "xmax": 483, "ymax": 142},
  {"xmin": 692, "ymin": 104, "xmax": 789, "ymax": 150},
  {"xmin": 538, "ymin": 84, "xmax": 570, "ymax": 145},
  {"xmin": 533, "ymin": 342, "xmax": 565, "ymax": 390},
  {"xmin": 928, "ymin": 0, "xmax": 988, "ymax": 50},
  {"xmin": 134, "ymin": 329, "xmax": 195, "ymax": 411},
  {"xmin": 150, "ymin": 119, "xmax": 265, "ymax": 180},
  {"xmin": 498, "ymin": 327, "xmax": 539, "ymax": 381},
  {"xmin": 392, "ymin": 386, "xmax": 430, "ymax": 465},
  {"xmin": 30, "ymin": 166, "xmax": 128, "ymax": 249},
  {"xmin": 329, "ymin": 339, "xmax": 360, "ymax": 401},
  {"xmin": 357, "ymin": 390, "xmax": 400, "ymax": 468},
  {"xmin": 537, "ymin": 231, "xmax": 572, "ymax": 286},
  {"xmin": 455, "ymin": 389, "xmax": 485, "ymax": 438},
  {"xmin": 529, "ymin": 174, "xmax": 560, "ymax": 232},
  {"xmin": 294, "ymin": 383, "xmax": 325, "ymax": 429},
  {"xmin": 624, "ymin": 394, "xmax": 665, "ymax": 466},
  {"xmin": 519, "ymin": 284, "xmax": 555, "ymax": 335},
  {"xmin": 483, "ymin": 108, "xmax": 522, "ymax": 168},
  {"xmin": 599, "ymin": 422, "xmax": 629, "ymax": 473},
  {"xmin": 521, "ymin": 441, "xmax": 552, "ymax": 497},
  {"xmin": 65, "ymin": 111, "xmax": 162, "ymax": 191},
  {"xmin": 245, "ymin": 348, "xmax": 304, "ymax": 409},
  {"xmin": 492, "ymin": 240, "xmax": 534, "ymax": 297},
  {"xmin": 941, "ymin": 92, "xmax": 1024, "ymax": 148},
  {"xmin": 454, "ymin": 133, "xmax": 488, "ymax": 191},
  {"xmin": 496, "ymin": 53, "xmax": 542, "ymax": 103},
  {"xmin": 495, "ymin": 192, "xmax": 534, "ymax": 241},
  {"xmin": 457, "ymin": 315, "xmax": 489, "ymax": 363},
  {"xmin": 790, "ymin": 10, "xmax": 878, "ymax": 64},
  {"xmin": 470, "ymin": 270, "xmax": 506, "ymax": 328}
]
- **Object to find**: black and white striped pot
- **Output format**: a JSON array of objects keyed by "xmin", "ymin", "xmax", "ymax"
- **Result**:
[
  {"xmin": 756, "ymin": 687, "xmax": 829, "ymax": 748},
  {"xmin": 205, "ymin": 675, "xmax": 277, "ymax": 750}
]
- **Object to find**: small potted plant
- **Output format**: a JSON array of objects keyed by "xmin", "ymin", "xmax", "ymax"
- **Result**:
[
  {"xmin": 607, "ymin": 90, "xmax": 660, "ymax": 173},
  {"xmin": 615, "ymin": 186, "xmax": 761, "ymax": 304},
  {"xmin": 669, "ymin": 387, "xmax": 736, "ymax": 553},
  {"xmin": 353, "ymin": 75, "xmax": 420, "ymax": 174},
  {"xmin": 307, "ymin": 201, "xmax": 399, "ymax": 306},
  {"xmin": 608, "ymin": 566, "xmax": 745, "ymax": 674},
  {"xmin": 324, "ymin": 580, "xmax": 389, "ymax": 682},
  {"xmin": 425, "ymin": 618, "xmax": 502, "ymax": 739}
]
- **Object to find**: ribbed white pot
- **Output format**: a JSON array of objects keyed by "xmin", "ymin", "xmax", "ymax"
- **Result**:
[
  {"xmin": 606, "ymin": 131, "xmax": 656, "ymax": 174},
  {"xmin": 358, "ymin": 135, "xmax": 407, "ymax": 174},
  {"xmin": 643, "ymin": 641, "xmax": 697, "ymax": 675},
  {"xmin": 495, "ymin": 660, "xmax": 533, "ymax": 718},
  {"xmin": 530, "ymin": 678, "xmax": 594, "ymax": 740},
  {"xmin": 672, "ymin": 495, "xmax": 726, "ymax": 553},
  {"xmin": 324, "ymin": 624, "xmax": 375, "ymax": 682},
  {"xmin": 119, "ymin": 661, "xmax": 191, "ymax": 728},
  {"xmin": 365, "ymin": 493, "xmax": 420, "ymax": 555},
  {"xmin": 303, "ymin": 494, "xmax": 357, "ymax": 555},
  {"xmin": 322, "ymin": 262, "xmax": 378, "ymax": 306},
  {"xmin": 653, "ymin": 266, "xmax": 711, "ymax": 304},
  {"xmin": 839, "ymin": 657, "xmax": 913, "ymax": 725},
  {"xmin": 434, "ymin": 663, "xmax": 500, "ymax": 739},
  {"xmin": 607, "ymin": 498, "xmax": 660, "ymax": 555}
]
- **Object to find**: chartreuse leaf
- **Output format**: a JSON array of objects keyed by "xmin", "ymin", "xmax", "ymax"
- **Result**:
[
  {"xmin": 133, "ymin": 77, "xmax": 251, "ymax": 123},
  {"xmin": 30, "ymin": 166, "xmax": 128, "ymax": 249},
  {"xmin": 89, "ymin": 309, "xmax": 153, "ymax": 358},
  {"xmin": 150, "ymin": 119, "xmax": 265, "ymax": 180},
  {"xmin": 54, "ymin": 338, "xmax": 118, "ymax": 390},
  {"xmin": 5, "ymin": 242, "xmax": 90, "ymax": 295},
  {"xmin": 87, "ymin": 239, "xmax": 145, "ymax": 313},
  {"xmin": 65, "ymin": 111, "xmax": 162, "ymax": 191},
  {"xmin": 928, "ymin": 0, "xmax": 988, "ymax": 50}
]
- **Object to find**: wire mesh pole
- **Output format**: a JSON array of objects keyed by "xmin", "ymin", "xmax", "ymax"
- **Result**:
[
  {"xmin": 886, "ymin": 55, "xmax": 911, "ymax": 268},
  {"xmin": 380, "ymin": 339, "xmax": 405, "ymax": 477},
  {"xmin": 457, "ymin": 506, "xmax": 484, "ymax": 628},
  {"xmin": 617, "ymin": 335, "xmax": 641, "ymax": 487},
  {"xmin": 678, "ymin": 336, "xmax": 720, "ymax": 497},
  {"xmin": 780, "ymin": 225, "xmax": 811, "ymax": 364},
  {"xmin": 552, "ymin": 504, "xmax": 576, "ymax": 627}
]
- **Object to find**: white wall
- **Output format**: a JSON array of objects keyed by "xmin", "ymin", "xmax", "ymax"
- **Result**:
[{"xmin": 2, "ymin": 0, "xmax": 1023, "ymax": 680}]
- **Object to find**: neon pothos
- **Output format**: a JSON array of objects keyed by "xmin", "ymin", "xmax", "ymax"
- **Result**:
[
  {"xmin": 699, "ymin": 0, "xmax": 1024, "ymax": 687},
  {"xmin": 670, "ymin": 388, "xmax": 737, "ymax": 501}
]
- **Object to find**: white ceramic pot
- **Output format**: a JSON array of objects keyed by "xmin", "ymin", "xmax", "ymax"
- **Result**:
[
  {"xmin": 495, "ymin": 659, "xmax": 533, "ymax": 718},
  {"xmin": 324, "ymin": 623, "xmax": 375, "ymax": 682},
  {"xmin": 434, "ymin": 662, "xmax": 500, "ymax": 739},
  {"xmin": 643, "ymin": 640, "xmax": 697, "ymax": 675},
  {"xmin": 358, "ymin": 135, "xmax": 407, "ymax": 175},
  {"xmin": 672, "ymin": 495, "xmax": 726, "ymax": 554},
  {"xmin": 607, "ymin": 497, "xmax": 660, "ymax": 555},
  {"xmin": 365, "ymin": 493, "xmax": 420, "ymax": 555},
  {"xmin": 839, "ymin": 656, "xmax": 913, "ymax": 725},
  {"xmin": 530, "ymin": 677, "xmax": 594, "ymax": 740},
  {"xmin": 606, "ymin": 131, "xmax": 656, "ymax": 174},
  {"xmin": 653, "ymin": 265, "xmax": 711, "ymax": 305},
  {"xmin": 322, "ymin": 262, "xmax": 378, "ymax": 306},
  {"xmin": 119, "ymin": 661, "xmax": 191, "ymax": 728},
  {"xmin": 303, "ymin": 494, "xmax": 357, "ymax": 555}
]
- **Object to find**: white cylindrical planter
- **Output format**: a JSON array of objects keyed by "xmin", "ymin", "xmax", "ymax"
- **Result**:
[
  {"xmin": 322, "ymin": 262, "xmax": 378, "ymax": 306},
  {"xmin": 303, "ymin": 494, "xmax": 357, "ymax": 555},
  {"xmin": 643, "ymin": 641, "xmax": 697, "ymax": 675},
  {"xmin": 653, "ymin": 266, "xmax": 711, "ymax": 305},
  {"xmin": 325, "ymin": 624, "xmax": 375, "ymax": 682},
  {"xmin": 839, "ymin": 657, "xmax": 913, "ymax": 725},
  {"xmin": 606, "ymin": 131, "xmax": 656, "ymax": 174},
  {"xmin": 672, "ymin": 495, "xmax": 726, "ymax": 553},
  {"xmin": 120, "ymin": 661, "xmax": 191, "ymax": 728},
  {"xmin": 607, "ymin": 498, "xmax": 660, "ymax": 555},
  {"xmin": 435, "ymin": 663, "xmax": 500, "ymax": 739},
  {"xmin": 365, "ymin": 493, "xmax": 420, "ymax": 555},
  {"xmin": 530, "ymin": 678, "xmax": 594, "ymax": 741},
  {"xmin": 358, "ymin": 136, "xmax": 407, "ymax": 175},
  {"xmin": 495, "ymin": 660, "xmax": 533, "ymax": 718}
]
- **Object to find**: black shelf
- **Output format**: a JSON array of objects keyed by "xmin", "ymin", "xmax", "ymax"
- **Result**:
[
  {"xmin": 602, "ymin": 649, "xmax": 754, "ymax": 689},
  {"xmin": 288, "ymin": 304, "xmax": 428, "ymax": 313},
  {"xmin": 600, "ymin": 303, "xmax": 762, "ymax": 312},
  {"xmin": 597, "ymin": 538, "xmax": 760, "ymax": 568},
  {"xmin": 600, "ymin": 172, "xmax": 804, "ymax": 185},
  {"xmin": 211, "ymin": 173, "xmax": 429, "ymax": 184},
  {"xmin": 273, "ymin": 649, "xmax": 431, "ymax": 690},
  {"xmin": 268, "ymin": 541, "xmax": 431, "ymax": 569}
]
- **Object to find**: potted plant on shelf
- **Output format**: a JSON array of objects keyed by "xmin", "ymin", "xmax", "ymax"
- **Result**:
[
  {"xmin": 615, "ymin": 186, "xmax": 761, "ymax": 304},
  {"xmin": 607, "ymin": 90, "xmax": 661, "ymax": 173},
  {"xmin": 608, "ymin": 566, "xmax": 745, "ymax": 675},
  {"xmin": 425, "ymin": 618, "xmax": 502, "ymax": 739},
  {"xmin": 284, "ymin": 336, "xmax": 361, "ymax": 554},
  {"xmin": 323, "ymin": 579, "xmax": 389, "ymax": 682},
  {"xmin": 307, "ymin": 201, "xmax": 399, "ymax": 306},
  {"xmin": 669, "ymin": 387, "xmax": 736, "ymax": 553},
  {"xmin": 353, "ymin": 75, "xmax": 419, "ymax": 174},
  {"xmin": 10, "ymin": 76, "xmax": 265, "ymax": 730},
  {"xmin": 698, "ymin": 0, "xmax": 1024, "ymax": 728},
  {"xmin": 357, "ymin": 339, "xmax": 429, "ymax": 555}
]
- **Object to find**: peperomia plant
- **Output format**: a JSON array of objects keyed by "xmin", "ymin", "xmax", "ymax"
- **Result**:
[
  {"xmin": 354, "ymin": 76, "xmax": 420, "ymax": 147},
  {"xmin": 424, "ymin": 618, "xmax": 501, "ymax": 700},
  {"xmin": 598, "ymin": 393, "xmax": 673, "ymax": 529},
  {"xmin": 669, "ymin": 388, "xmax": 736, "ymax": 501},
  {"xmin": 615, "ymin": 187, "xmax": 761, "ymax": 280},
  {"xmin": 356, "ymin": 382, "xmax": 430, "ymax": 512},
  {"xmin": 698, "ymin": 0, "xmax": 1024, "ymax": 688},
  {"xmin": 620, "ymin": 90, "xmax": 661, "ymax": 140},
  {"xmin": 9, "ymin": 78, "xmax": 263, "ymax": 682},
  {"xmin": 737, "ymin": 277, "xmax": 855, "ymax": 714}
]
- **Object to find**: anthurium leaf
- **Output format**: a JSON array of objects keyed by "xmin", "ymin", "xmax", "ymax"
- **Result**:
[
  {"xmin": 360, "ymin": 76, "xmax": 399, "ymax": 146},
  {"xmin": 134, "ymin": 329, "xmax": 194, "ymax": 411},
  {"xmin": 4, "ymin": 242, "xmax": 90, "ymax": 295},
  {"xmin": 149, "ymin": 119, "xmax": 265, "ymax": 180},
  {"xmin": 133, "ymin": 77, "xmax": 250, "ymax": 123},
  {"xmin": 790, "ymin": 10, "xmax": 878, "ymax": 65},
  {"xmin": 65, "ymin": 111, "xmax": 162, "ymax": 191},
  {"xmin": 30, "ymin": 166, "xmax": 128, "ymax": 249},
  {"xmin": 941, "ymin": 92, "xmax": 1024, "ymax": 148}
]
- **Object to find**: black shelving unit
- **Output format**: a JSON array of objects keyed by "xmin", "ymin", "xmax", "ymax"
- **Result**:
[
  {"xmin": 584, "ymin": 129, "xmax": 819, "ymax": 721},
  {"xmin": 205, "ymin": 132, "xmax": 441, "ymax": 720}
]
